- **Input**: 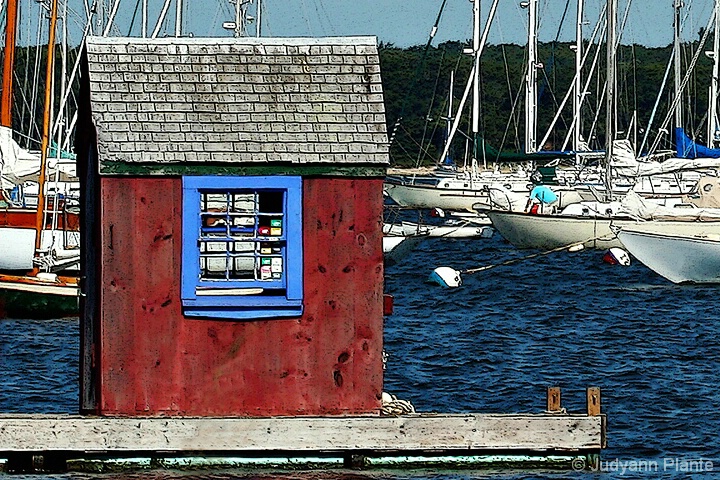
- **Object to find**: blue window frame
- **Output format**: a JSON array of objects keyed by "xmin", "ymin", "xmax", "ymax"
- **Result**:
[{"xmin": 181, "ymin": 175, "xmax": 303, "ymax": 320}]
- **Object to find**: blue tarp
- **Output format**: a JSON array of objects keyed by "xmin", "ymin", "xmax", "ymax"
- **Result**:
[{"xmin": 675, "ymin": 127, "xmax": 720, "ymax": 159}]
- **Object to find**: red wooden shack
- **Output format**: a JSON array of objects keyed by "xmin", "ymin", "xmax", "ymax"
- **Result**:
[{"xmin": 75, "ymin": 36, "xmax": 389, "ymax": 417}]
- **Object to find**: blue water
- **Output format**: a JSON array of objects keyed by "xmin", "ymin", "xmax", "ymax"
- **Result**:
[{"xmin": 2, "ymin": 233, "xmax": 720, "ymax": 479}]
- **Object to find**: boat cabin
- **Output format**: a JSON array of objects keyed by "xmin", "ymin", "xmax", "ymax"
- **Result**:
[{"xmin": 75, "ymin": 36, "xmax": 389, "ymax": 416}]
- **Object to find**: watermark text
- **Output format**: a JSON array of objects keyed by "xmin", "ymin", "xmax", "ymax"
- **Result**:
[{"xmin": 572, "ymin": 457, "xmax": 714, "ymax": 474}]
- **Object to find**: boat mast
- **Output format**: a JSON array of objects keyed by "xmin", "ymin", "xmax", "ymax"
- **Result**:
[
  {"xmin": 709, "ymin": 0, "xmax": 719, "ymax": 148},
  {"xmin": 437, "ymin": 0, "xmax": 499, "ymax": 167},
  {"xmin": 230, "ymin": 0, "xmax": 257, "ymax": 37},
  {"xmin": 604, "ymin": 0, "xmax": 617, "ymax": 197},
  {"xmin": 443, "ymin": 70, "xmax": 454, "ymax": 166},
  {"xmin": 57, "ymin": 0, "xmax": 68, "ymax": 165},
  {"xmin": 175, "ymin": 0, "xmax": 182, "ymax": 37},
  {"xmin": 1, "ymin": 0, "xmax": 18, "ymax": 127},
  {"xmin": 33, "ymin": 0, "xmax": 59, "ymax": 260},
  {"xmin": 573, "ymin": 0, "xmax": 584, "ymax": 154},
  {"xmin": 256, "ymin": 0, "xmax": 262, "ymax": 37},
  {"xmin": 523, "ymin": 0, "xmax": 538, "ymax": 154},
  {"xmin": 151, "ymin": 0, "xmax": 172, "ymax": 38},
  {"xmin": 674, "ymin": 0, "xmax": 683, "ymax": 132},
  {"xmin": 142, "ymin": 0, "xmax": 148, "ymax": 37},
  {"xmin": 472, "ymin": 0, "xmax": 481, "ymax": 169}
]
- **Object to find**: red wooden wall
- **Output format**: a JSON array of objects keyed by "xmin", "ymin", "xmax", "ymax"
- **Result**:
[{"xmin": 95, "ymin": 176, "xmax": 384, "ymax": 416}]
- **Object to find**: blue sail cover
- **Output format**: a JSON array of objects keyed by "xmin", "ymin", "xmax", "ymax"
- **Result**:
[{"xmin": 676, "ymin": 127, "xmax": 720, "ymax": 158}]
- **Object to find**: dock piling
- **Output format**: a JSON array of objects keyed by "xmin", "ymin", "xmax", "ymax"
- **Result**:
[
  {"xmin": 546, "ymin": 386, "xmax": 561, "ymax": 412},
  {"xmin": 586, "ymin": 387, "xmax": 601, "ymax": 416}
]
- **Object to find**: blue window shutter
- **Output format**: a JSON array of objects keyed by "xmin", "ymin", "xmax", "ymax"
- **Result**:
[
  {"xmin": 284, "ymin": 177, "xmax": 303, "ymax": 302},
  {"xmin": 181, "ymin": 175, "xmax": 304, "ymax": 320},
  {"xmin": 181, "ymin": 185, "xmax": 201, "ymax": 304}
]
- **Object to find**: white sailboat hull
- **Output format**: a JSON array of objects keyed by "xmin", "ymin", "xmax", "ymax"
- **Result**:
[
  {"xmin": 382, "ymin": 235, "xmax": 425, "ymax": 265},
  {"xmin": 0, "ymin": 228, "xmax": 36, "ymax": 269},
  {"xmin": 384, "ymin": 220, "xmax": 492, "ymax": 239},
  {"xmin": 487, "ymin": 210, "xmax": 720, "ymax": 250},
  {"xmin": 427, "ymin": 224, "xmax": 494, "ymax": 238},
  {"xmin": 618, "ymin": 229, "xmax": 720, "ymax": 283},
  {"xmin": 385, "ymin": 182, "xmax": 491, "ymax": 212},
  {"xmin": 0, "ymin": 226, "xmax": 80, "ymax": 270}
]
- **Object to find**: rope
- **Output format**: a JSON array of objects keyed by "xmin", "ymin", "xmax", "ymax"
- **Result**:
[
  {"xmin": 544, "ymin": 407, "xmax": 568, "ymax": 414},
  {"xmin": 416, "ymin": 48, "xmax": 445, "ymax": 167},
  {"xmin": 499, "ymin": 43, "xmax": 524, "ymax": 155},
  {"xmin": 648, "ymin": 8, "xmax": 715, "ymax": 155},
  {"xmin": 462, "ymin": 236, "xmax": 604, "ymax": 275},
  {"xmin": 381, "ymin": 392, "xmax": 416, "ymax": 416},
  {"xmin": 389, "ymin": 0, "xmax": 449, "ymax": 147}
]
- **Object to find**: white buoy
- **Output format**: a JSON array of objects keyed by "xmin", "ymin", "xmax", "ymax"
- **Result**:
[
  {"xmin": 602, "ymin": 247, "xmax": 631, "ymax": 266},
  {"xmin": 568, "ymin": 244, "xmax": 585, "ymax": 252},
  {"xmin": 428, "ymin": 267, "xmax": 462, "ymax": 288}
]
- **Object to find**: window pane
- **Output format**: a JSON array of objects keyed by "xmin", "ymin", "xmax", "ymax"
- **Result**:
[
  {"xmin": 258, "ymin": 191, "xmax": 283, "ymax": 213},
  {"xmin": 201, "ymin": 215, "xmax": 229, "ymax": 236},
  {"xmin": 196, "ymin": 188, "xmax": 286, "ymax": 284},
  {"xmin": 200, "ymin": 255, "xmax": 228, "ymax": 279},
  {"xmin": 201, "ymin": 241, "xmax": 228, "ymax": 253},
  {"xmin": 230, "ymin": 215, "xmax": 255, "ymax": 237},
  {"xmin": 230, "ymin": 256, "xmax": 256, "ymax": 280},
  {"xmin": 203, "ymin": 193, "xmax": 228, "ymax": 211},
  {"xmin": 233, "ymin": 242, "xmax": 255, "ymax": 253},
  {"xmin": 230, "ymin": 193, "xmax": 255, "ymax": 213}
]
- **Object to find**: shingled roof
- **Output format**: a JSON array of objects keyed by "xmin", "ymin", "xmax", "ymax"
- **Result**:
[{"xmin": 84, "ymin": 36, "xmax": 389, "ymax": 169}]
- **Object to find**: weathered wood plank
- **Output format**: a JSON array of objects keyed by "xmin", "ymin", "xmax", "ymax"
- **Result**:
[{"xmin": 0, "ymin": 414, "xmax": 604, "ymax": 453}]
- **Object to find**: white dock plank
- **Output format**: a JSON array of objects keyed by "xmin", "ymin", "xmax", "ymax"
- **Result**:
[{"xmin": 0, "ymin": 414, "xmax": 603, "ymax": 453}]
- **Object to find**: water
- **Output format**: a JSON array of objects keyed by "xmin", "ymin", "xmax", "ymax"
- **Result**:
[{"xmin": 2, "ymin": 234, "xmax": 720, "ymax": 479}]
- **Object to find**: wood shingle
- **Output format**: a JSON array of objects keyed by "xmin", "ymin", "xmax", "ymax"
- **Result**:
[{"xmin": 85, "ymin": 36, "xmax": 389, "ymax": 170}]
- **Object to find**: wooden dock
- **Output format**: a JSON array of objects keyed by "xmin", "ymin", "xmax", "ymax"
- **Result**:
[{"xmin": 0, "ymin": 407, "xmax": 606, "ymax": 472}]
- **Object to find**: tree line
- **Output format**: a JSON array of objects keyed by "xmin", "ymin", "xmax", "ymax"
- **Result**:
[
  {"xmin": 7, "ymin": 44, "xmax": 80, "ymax": 153},
  {"xmin": 379, "ymin": 39, "xmax": 714, "ymax": 167}
]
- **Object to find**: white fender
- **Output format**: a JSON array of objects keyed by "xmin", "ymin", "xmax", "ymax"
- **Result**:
[{"xmin": 428, "ymin": 267, "xmax": 462, "ymax": 288}]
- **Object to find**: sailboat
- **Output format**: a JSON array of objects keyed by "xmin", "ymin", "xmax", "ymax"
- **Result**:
[
  {"xmin": 0, "ymin": 0, "xmax": 81, "ymax": 317},
  {"xmin": 484, "ymin": 0, "xmax": 720, "ymax": 251},
  {"xmin": 674, "ymin": 0, "xmax": 720, "ymax": 159},
  {"xmin": 384, "ymin": 0, "xmax": 544, "ymax": 213},
  {"xmin": 617, "ymin": 228, "xmax": 720, "ymax": 284},
  {"xmin": 482, "ymin": 0, "xmax": 620, "ymax": 246},
  {"xmin": 384, "ymin": 0, "xmax": 603, "ymax": 213},
  {"xmin": 0, "ymin": 0, "xmax": 76, "ymax": 272}
]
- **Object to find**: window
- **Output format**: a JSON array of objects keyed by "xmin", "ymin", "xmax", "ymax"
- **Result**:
[{"xmin": 181, "ymin": 176, "xmax": 303, "ymax": 320}]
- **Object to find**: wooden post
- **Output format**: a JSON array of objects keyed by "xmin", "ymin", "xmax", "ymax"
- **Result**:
[
  {"xmin": 546, "ymin": 386, "xmax": 561, "ymax": 413},
  {"xmin": 586, "ymin": 387, "xmax": 601, "ymax": 416},
  {"xmin": 1, "ymin": 0, "xmax": 18, "ymax": 127},
  {"xmin": 33, "ymin": 0, "xmax": 59, "ymax": 262}
]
